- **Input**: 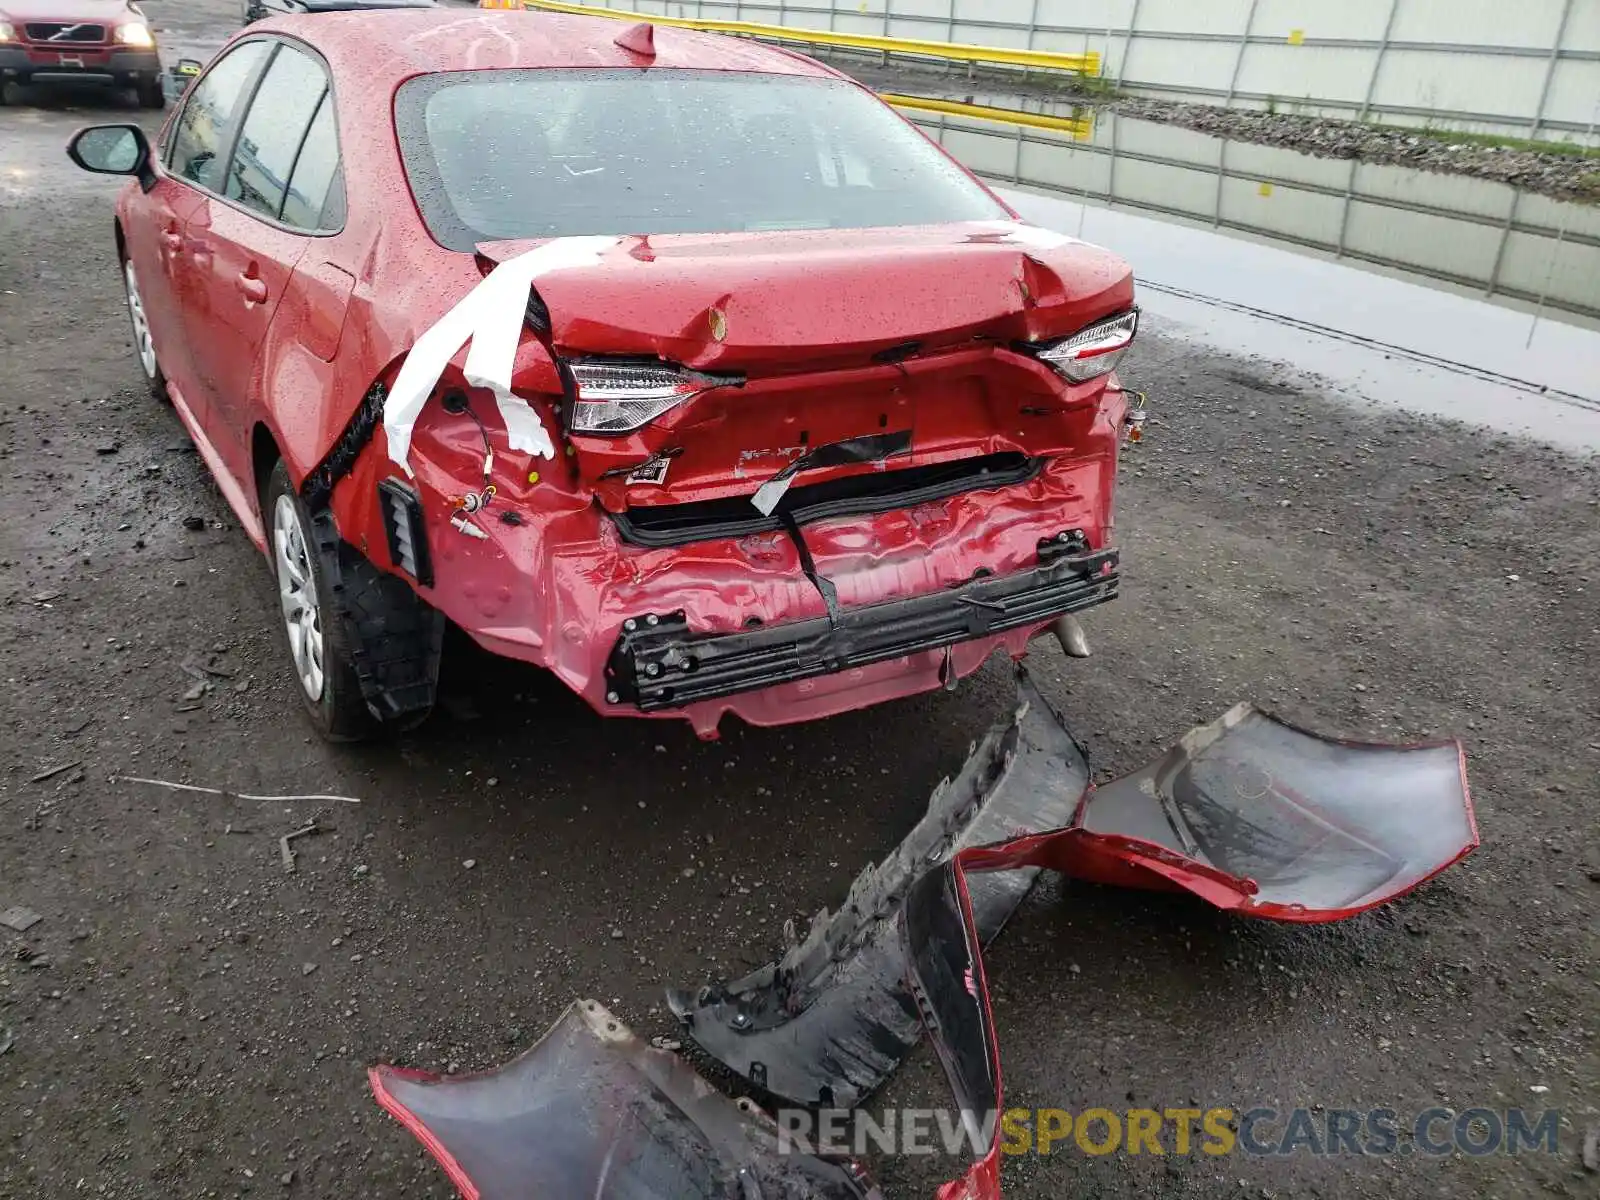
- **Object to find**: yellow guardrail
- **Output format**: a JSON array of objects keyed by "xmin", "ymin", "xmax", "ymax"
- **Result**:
[
  {"xmin": 512, "ymin": 0, "xmax": 1102, "ymax": 77},
  {"xmin": 882, "ymin": 93, "xmax": 1095, "ymax": 140}
]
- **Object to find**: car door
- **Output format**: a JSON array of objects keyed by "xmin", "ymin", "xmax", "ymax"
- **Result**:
[
  {"xmin": 129, "ymin": 38, "xmax": 271, "ymax": 425},
  {"xmin": 180, "ymin": 40, "xmax": 337, "ymax": 485}
]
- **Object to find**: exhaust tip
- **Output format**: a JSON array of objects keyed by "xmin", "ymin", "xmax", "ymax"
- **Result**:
[{"xmin": 1051, "ymin": 614, "xmax": 1092, "ymax": 659}]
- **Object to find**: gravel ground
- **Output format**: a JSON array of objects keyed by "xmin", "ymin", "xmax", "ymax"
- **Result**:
[
  {"xmin": 1, "ymin": 13, "xmax": 1598, "ymax": 1199},
  {"xmin": 843, "ymin": 58, "xmax": 1600, "ymax": 205}
]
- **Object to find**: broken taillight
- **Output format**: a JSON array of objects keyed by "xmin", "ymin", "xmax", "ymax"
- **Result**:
[
  {"xmin": 565, "ymin": 360, "xmax": 707, "ymax": 435},
  {"xmin": 1033, "ymin": 309, "xmax": 1139, "ymax": 383}
]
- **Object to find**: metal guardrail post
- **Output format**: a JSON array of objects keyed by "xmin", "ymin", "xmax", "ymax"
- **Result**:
[
  {"xmin": 1116, "ymin": 0, "xmax": 1140, "ymax": 88},
  {"xmin": 1527, "ymin": 208, "xmax": 1572, "ymax": 347},
  {"xmin": 1026, "ymin": 0, "xmax": 1039, "ymax": 83},
  {"xmin": 1108, "ymin": 111, "xmax": 1118, "ymax": 203},
  {"xmin": 1358, "ymin": 0, "xmax": 1399, "ymax": 122},
  {"xmin": 1487, "ymin": 191, "xmax": 1520, "ymax": 300},
  {"xmin": 1225, "ymin": 0, "xmax": 1259, "ymax": 106},
  {"xmin": 1530, "ymin": 0, "xmax": 1574, "ymax": 139},
  {"xmin": 1212, "ymin": 138, "xmax": 1225, "ymax": 228},
  {"xmin": 1335, "ymin": 158, "xmax": 1358, "ymax": 257}
]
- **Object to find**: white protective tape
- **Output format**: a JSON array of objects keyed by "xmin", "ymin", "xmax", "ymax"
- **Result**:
[
  {"xmin": 750, "ymin": 474, "xmax": 795, "ymax": 517},
  {"xmin": 383, "ymin": 235, "xmax": 621, "ymax": 474}
]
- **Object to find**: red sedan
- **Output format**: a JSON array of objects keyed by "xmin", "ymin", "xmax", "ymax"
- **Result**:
[{"xmin": 64, "ymin": 8, "xmax": 1138, "ymax": 740}]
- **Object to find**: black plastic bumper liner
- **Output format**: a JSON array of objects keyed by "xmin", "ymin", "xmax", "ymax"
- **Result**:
[
  {"xmin": 310, "ymin": 506, "xmax": 444, "ymax": 725},
  {"xmin": 605, "ymin": 546, "xmax": 1118, "ymax": 711}
]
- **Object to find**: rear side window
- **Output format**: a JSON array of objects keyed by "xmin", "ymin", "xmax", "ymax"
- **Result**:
[
  {"xmin": 395, "ymin": 69, "xmax": 1006, "ymax": 250},
  {"xmin": 224, "ymin": 44, "xmax": 330, "ymax": 223},
  {"xmin": 281, "ymin": 96, "xmax": 345, "ymax": 231},
  {"xmin": 166, "ymin": 40, "xmax": 269, "ymax": 191}
]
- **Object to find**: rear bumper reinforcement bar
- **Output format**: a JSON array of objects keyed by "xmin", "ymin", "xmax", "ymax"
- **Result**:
[{"xmin": 605, "ymin": 547, "xmax": 1118, "ymax": 711}]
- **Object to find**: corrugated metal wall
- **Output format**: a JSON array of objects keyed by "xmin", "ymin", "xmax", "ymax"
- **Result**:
[
  {"xmin": 584, "ymin": 0, "xmax": 1600, "ymax": 146},
  {"xmin": 915, "ymin": 104, "xmax": 1600, "ymax": 321}
]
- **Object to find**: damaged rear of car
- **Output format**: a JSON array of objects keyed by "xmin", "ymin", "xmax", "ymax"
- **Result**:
[{"xmin": 341, "ymin": 51, "xmax": 1138, "ymax": 738}]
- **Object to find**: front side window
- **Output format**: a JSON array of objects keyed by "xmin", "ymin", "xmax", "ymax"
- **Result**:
[
  {"xmin": 166, "ymin": 40, "xmax": 269, "ymax": 192},
  {"xmin": 224, "ymin": 44, "xmax": 330, "ymax": 223},
  {"xmin": 395, "ymin": 70, "xmax": 1007, "ymax": 251}
]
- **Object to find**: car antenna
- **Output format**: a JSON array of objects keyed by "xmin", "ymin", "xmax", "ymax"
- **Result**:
[{"xmin": 614, "ymin": 21, "xmax": 655, "ymax": 58}]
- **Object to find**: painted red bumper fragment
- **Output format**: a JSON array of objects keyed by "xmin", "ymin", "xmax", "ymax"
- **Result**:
[{"xmin": 370, "ymin": 1000, "xmax": 880, "ymax": 1200}]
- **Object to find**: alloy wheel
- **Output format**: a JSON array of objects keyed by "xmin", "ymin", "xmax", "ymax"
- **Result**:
[
  {"xmin": 123, "ymin": 259, "xmax": 157, "ymax": 380},
  {"xmin": 273, "ymin": 495, "xmax": 326, "ymax": 702}
]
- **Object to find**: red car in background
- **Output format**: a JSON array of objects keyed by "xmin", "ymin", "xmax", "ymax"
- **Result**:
[
  {"xmin": 64, "ymin": 9, "xmax": 1138, "ymax": 740},
  {"xmin": 0, "ymin": 0, "xmax": 163, "ymax": 106}
]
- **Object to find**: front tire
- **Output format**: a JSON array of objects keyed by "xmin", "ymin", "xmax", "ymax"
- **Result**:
[
  {"xmin": 136, "ymin": 74, "xmax": 165, "ymax": 109},
  {"xmin": 263, "ymin": 460, "xmax": 375, "ymax": 742},
  {"xmin": 121, "ymin": 255, "xmax": 169, "ymax": 402}
]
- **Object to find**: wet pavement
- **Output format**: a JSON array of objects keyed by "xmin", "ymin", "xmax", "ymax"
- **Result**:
[
  {"xmin": 1002, "ymin": 188, "xmax": 1600, "ymax": 454},
  {"xmin": 0, "ymin": 6, "xmax": 1597, "ymax": 1199}
]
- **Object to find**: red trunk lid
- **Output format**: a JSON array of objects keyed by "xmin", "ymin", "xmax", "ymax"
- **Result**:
[{"xmin": 478, "ymin": 222, "xmax": 1134, "ymax": 507}]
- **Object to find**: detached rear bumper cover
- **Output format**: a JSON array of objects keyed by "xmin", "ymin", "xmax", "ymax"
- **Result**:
[
  {"xmin": 371, "ymin": 1000, "xmax": 879, "ymax": 1200},
  {"xmin": 608, "ymin": 548, "xmax": 1118, "ymax": 711},
  {"xmin": 371, "ymin": 667, "xmax": 1477, "ymax": 1199}
]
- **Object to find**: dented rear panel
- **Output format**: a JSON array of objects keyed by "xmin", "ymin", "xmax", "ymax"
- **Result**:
[{"xmin": 310, "ymin": 59, "xmax": 1139, "ymax": 732}]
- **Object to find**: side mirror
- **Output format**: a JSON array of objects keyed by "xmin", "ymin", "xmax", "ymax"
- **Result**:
[{"xmin": 66, "ymin": 124, "xmax": 156, "ymax": 191}]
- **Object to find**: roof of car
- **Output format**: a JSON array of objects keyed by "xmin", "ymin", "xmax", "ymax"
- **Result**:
[{"xmin": 259, "ymin": 8, "xmax": 840, "ymax": 81}]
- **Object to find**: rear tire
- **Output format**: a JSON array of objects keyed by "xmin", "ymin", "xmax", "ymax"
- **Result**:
[
  {"xmin": 136, "ymin": 75, "xmax": 165, "ymax": 109},
  {"xmin": 263, "ymin": 460, "xmax": 376, "ymax": 742},
  {"xmin": 121, "ymin": 255, "xmax": 169, "ymax": 403}
]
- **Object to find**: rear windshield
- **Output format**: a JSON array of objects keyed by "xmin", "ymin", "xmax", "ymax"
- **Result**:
[{"xmin": 395, "ymin": 69, "xmax": 1007, "ymax": 250}]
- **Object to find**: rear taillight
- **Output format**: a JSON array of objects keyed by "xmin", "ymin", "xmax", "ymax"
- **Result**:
[
  {"xmin": 1032, "ymin": 310, "xmax": 1138, "ymax": 383},
  {"xmin": 565, "ymin": 360, "xmax": 737, "ymax": 435}
]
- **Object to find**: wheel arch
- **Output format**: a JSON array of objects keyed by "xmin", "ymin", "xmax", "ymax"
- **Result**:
[{"xmin": 252, "ymin": 422, "xmax": 284, "ymax": 512}]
